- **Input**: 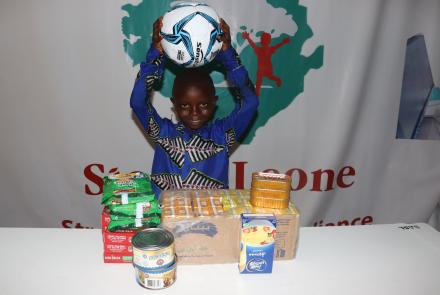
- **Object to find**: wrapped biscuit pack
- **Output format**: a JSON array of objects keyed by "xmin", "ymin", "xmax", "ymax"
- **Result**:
[{"xmin": 160, "ymin": 190, "xmax": 224, "ymax": 219}]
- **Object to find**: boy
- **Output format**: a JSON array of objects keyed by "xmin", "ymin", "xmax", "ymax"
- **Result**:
[{"xmin": 130, "ymin": 18, "xmax": 258, "ymax": 197}]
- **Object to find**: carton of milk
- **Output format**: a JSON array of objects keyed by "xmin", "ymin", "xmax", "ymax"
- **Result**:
[{"xmin": 239, "ymin": 213, "xmax": 277, "ymax": 274}]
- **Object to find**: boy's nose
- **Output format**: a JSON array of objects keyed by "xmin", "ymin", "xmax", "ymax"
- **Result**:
[{"xmin": 191, "ymin": 106, "xmax": 199, "ymax": 115}]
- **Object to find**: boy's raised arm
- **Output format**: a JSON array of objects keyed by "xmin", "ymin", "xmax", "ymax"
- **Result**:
[
  {"xmin": 216, "ymin": 19, "xmax": 259, "ymax": 142},
  {"xmin": 130, "ymin": 18, "xmax": 166, "ymax": 134}
]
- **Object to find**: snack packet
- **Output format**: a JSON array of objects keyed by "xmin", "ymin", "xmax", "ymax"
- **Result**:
[
  {"xmin": 102, "ymin": 172, "xmax": 152, "ymax": 200},
  {"xmin": 102, "ymin": 192, "xmax": 155, "ymax": 206},
  {"xmin": 161, "ymin": 206, "xmax": 193, "ymax": 219},
  {"xmin": 107, "ymin": 216, "xmax": 161, "ymax": 232},
  {"xmin": 108, "ymin": 201, "xmax": 161, "ymax": 219}
]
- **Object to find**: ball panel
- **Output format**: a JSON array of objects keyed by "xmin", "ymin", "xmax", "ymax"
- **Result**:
[
  {"xmin": 160, "ymin": 40, "xmax": 192, "ymax": 66},
  {"xmin": 160, "ymin": 2, "xmax": 223, "ymax": 67}
]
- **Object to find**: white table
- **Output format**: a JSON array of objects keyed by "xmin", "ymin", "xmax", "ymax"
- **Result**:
[{"xmin": 1, "ymin": 223, "xmax": 439, "ymax": 295}]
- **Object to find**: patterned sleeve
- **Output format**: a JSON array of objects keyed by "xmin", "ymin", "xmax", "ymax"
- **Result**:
[
  {"xmin": 215, "ymin": 47, "xmax": 259, "ymax": 150},
  {"xmin": 129, "ymin": 46, "xmax": 166, "ymax": 142}
]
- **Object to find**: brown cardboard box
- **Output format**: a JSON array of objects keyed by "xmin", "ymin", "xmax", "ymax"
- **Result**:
[
  {"xmin": 272, "ymin": 208, "xmax": 300, "ymax": 260},
  {"xmin": 160, "ymin": 190, "xmax": 300, "ymax": 265},
  {"xmin": 161, "ymin": 216, "xmax": 240, "ymax": 264}
]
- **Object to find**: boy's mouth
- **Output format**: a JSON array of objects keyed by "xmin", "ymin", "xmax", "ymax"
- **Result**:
[
  {"xmin": 189, "ymin": 117, "xmax": 201, "ymax": 124},
  {"xmin": 185, "ymin": 118, "xmax": 203, "ymax": 130}
]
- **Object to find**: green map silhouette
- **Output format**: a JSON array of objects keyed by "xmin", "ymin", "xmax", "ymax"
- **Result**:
[{"xmin": 121, "ymin": 0, "xmax": 323, "ymax": 144}]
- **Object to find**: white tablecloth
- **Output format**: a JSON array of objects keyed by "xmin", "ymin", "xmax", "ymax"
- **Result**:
[{"xmin": 1, "ymin": 223, "xmax": 439, "ymax": 295}]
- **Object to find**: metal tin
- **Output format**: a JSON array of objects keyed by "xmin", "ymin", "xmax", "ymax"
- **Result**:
[
  {"xmin": 134, "ymin": 256, "xmax": 177, "ymax": 289},
  {"xmin": 250, "ymin": 196, "xmax": 290, "ymax": 209},
  {"xmin": 251, "ymin": 188, "xmax": 290, "ymax": 200},
  {"xmin": 132, "ymin": 228, "xmax": 175, "ymax": 269},
  {"xmin": 251, "ymin": 172, "xmax": 292, "ymax": 191},
  {"xmin": 250, "ymin": 172, "xmax": 291, "ymax": 209}
]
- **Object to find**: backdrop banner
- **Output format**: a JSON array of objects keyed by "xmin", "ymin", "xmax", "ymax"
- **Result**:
[{"xmin": 1, "ymin": 0, "xmax": 439, "ymax": 230}]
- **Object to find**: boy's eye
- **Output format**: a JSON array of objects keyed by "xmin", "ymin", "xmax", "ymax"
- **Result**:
[
  {"xmin": 180, "ymin": 104, "xmax": 190, "ymax": 109},
  {"xmin": 200, "ymin": 103, "xmax": 208, "ymax": 108}
]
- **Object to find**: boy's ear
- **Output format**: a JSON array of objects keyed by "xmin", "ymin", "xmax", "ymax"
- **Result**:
[{"xmin": 213, "ymin": 95, "xmax": 218, "ymax": 102}]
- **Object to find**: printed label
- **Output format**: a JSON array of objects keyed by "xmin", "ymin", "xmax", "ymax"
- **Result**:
[
  {"xmin": 239, "ymin": 214, "xmax": 276, "ymax": 274},
  {"xmin": 172, "ymin": 221, "xmax": 217, "ymax": 238},
  {"xmin": 135, "ymin": 263, "xmax": 176, "ymax": 290},
  {"xmin": 133, "ymin": 246, "xmax": 174, "ymax": 269}
]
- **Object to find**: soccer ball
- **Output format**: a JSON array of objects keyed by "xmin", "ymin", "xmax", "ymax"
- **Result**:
[{"xmin": 160, "ymin": 2, "xmax": 223, "ymax": 68}]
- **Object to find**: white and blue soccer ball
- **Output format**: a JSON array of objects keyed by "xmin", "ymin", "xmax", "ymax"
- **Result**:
[{"xmin": 160, "ymin": 1, "xmax": 223, "ymax": 68}]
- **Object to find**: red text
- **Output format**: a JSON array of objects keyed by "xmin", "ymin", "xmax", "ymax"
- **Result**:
[
  {"xmin": 233, "ymin": 161, "xmax": 355, "ymax": 191},
  {"xmin": 313, "ymin": 215, "xmax": 373, "ymax": 227},
  {"xmin": 62, "ymin": 219, "xmax": 94, "ymax": 229}
]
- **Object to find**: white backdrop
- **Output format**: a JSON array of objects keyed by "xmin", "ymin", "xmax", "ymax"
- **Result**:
[{"xmin": 1, "ymin": 0, "xmax": 439, "ymax": 230}]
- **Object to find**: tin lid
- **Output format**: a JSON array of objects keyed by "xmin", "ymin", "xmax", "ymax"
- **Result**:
[
  {"xmin": 252, "ymin": 172, "xmax": 291, "ymax": 182},
  {"xmin": 132, "ymin": 228, "xmax": 174, "ymax": 250}
]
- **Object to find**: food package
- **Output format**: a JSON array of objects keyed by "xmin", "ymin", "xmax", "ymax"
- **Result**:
[
  {"xmin": 101, "ymin": 208, "xmax": 136, "ymax": 263},
  {"xmin": 108, "ymin": 200, "xmax": 161, "ymax": 219},
  {"xmin": 250, "ymin": 196, "xmax": 290, "ymax": 209},
  {"xmin": 160, "ymin": 190, "xmax": 225, "ymax": 218},
  {"xmin": 102, "ymin": 172, "xmax": 152, "ymax": 202},
  {"xmin": 251, "ymin": 172, "xmax": 291, "ymax": 191},
  {"xmin": 102, "ymin": 192, "xmax": 155, "ymax": 206},
  {"xmin": 107, "ymin": 216, "xmax": 161, "ymax": 232},
  {"xmin": 250, "ymin": 172, "xmax": 292, "ymax": 209},
  {"xmin": 239, "ymin": 213, "xmax": 277, "ymax": 274}
]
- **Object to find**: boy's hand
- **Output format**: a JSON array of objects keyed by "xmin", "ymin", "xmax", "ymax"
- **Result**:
[
  {"xmin": 152, "ymin": 17, "xmax": 164, "ymax": 53},
  {"xmin": 219, "ymin": 18, "xmax": 231, "ymax": 51}
]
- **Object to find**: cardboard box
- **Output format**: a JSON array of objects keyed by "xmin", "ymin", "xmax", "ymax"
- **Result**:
[
  {"xmin": 161, "ymin": 215, "xmax": 241, "ymax": 264},
  {"xmin": 160, "ymin": 190, "xmax": 300, "ymax": 265},
  {"xmin": 262, "ymin": 206, "xmax": 300, "ymax": 260}
]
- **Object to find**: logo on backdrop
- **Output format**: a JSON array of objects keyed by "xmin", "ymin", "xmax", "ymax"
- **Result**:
[{"xmin": 121, "ymin": 0, "xmax": 324, "ymax": 143}]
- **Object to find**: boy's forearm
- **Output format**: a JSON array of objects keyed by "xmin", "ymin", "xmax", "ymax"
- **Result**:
[
  {"xmin": 216, "ymin": 47, "xmax": 258, "ymax": 142},
  {"xmin": 216, "ymin": 47, "xmax": 241, "ymax": 72},
  {"xmin": 130, "ymin": 46, "xmax": 165, "ymax": 129},
  {"xmin": 216, "ymin": 47, "xmax": 257, "ymax": 99},
  {"xmin": 130, "ymin": 46, "xmax": 164, "ymax": 109},
  {"xmin": 139, "ymin": 46, "xmax": 165, "ymax": 81}
]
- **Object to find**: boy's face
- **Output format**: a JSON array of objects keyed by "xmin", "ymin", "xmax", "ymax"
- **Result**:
[{"xmin": 172, "ymin": 85, "xmax": 217, "ymax": 130}]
